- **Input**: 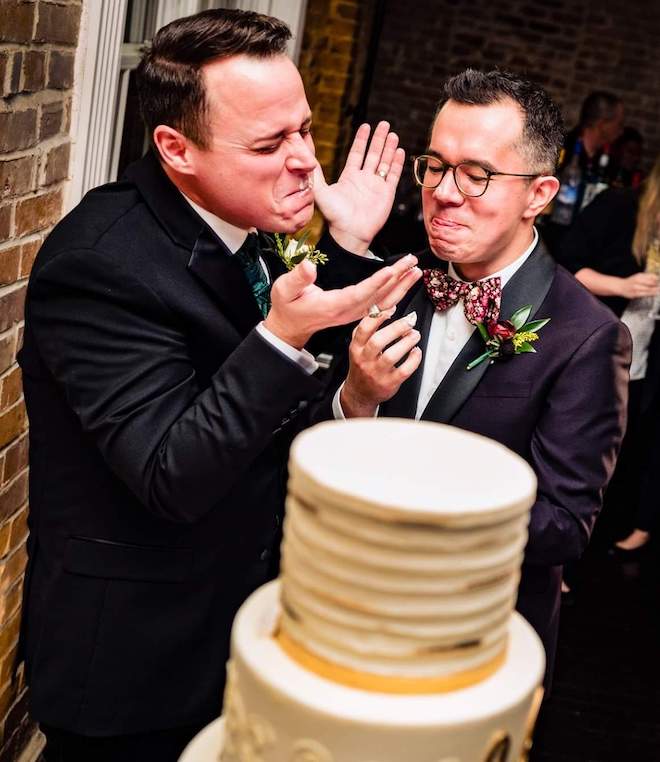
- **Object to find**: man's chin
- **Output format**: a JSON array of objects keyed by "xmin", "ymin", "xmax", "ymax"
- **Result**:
[{"xmin": 276, "ymin": 202, "xmax": 315, "ymax": 234}]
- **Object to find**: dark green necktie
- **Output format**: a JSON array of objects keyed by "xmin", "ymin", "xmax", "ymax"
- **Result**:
[{"xmin": 234, "ymin": 232, "xmax": 270, "ymax": 318}]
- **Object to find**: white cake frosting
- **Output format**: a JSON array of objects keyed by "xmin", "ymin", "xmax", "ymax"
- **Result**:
[
  {"xmin": 279, "ymin": 420, "xmax": 536, "ymax": 685},
  {"xmin": 180, "ymin": 420, "xmax": 546, "ymax": 762}
]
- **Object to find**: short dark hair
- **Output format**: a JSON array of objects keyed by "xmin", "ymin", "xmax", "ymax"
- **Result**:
[
  {"xmin": 136, "ymin": 9, "xmax": 291, "ymax": 148},
  {"xmin": 579, "ymin": 91, "xmax": 622, "ymax": 128},
  {"xmin": 434, "ymin": 69, "xmax": 564, "ymax": 174}
]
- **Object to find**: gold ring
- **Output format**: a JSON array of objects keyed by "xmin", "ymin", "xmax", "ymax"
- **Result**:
[{"xmin": 368, "ymin": 303, "xmax": 382, "ymax": 318}]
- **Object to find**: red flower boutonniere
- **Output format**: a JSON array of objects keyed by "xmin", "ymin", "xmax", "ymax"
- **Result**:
[{"xmin": 466, "ymin": 305, "xmax": 550, "ymax": 370}]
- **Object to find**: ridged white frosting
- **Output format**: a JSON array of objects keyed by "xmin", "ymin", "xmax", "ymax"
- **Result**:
[{"xmin": 280, "ymin": 419, "xmax": 537, "ymax": 680}]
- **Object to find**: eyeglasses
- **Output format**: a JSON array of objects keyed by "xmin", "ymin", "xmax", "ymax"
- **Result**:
[{"xmin": 413, "ymin": 155, "xmax": 540, "ymax": 198}]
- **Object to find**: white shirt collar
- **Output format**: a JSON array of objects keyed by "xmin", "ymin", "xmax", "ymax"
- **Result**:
[
  {"xmin": 180, "ymin": 192, "xmax": 255, "ymax": 254},
  {"xmin": 447, "ymin": 227, "xmax": 539, "ymax": 288}
]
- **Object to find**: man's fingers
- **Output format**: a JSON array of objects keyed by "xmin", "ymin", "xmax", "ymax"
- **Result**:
[
  {"xmin": 394, "ymin": 345, "xmax": 423, "ymax": 381},
  {"xmin": 362, "ymin": 314, "xmax": 418, "ymax": 360},
  {"xmin": 377, "ymin": 132, "xmax": 401, "ymax": 174},
  {"xmin": 274, "ymin": 259, "xmax": 317, "ymax": 301},
  {"xmin": 386, "ymin": 147, "xmax": 406, "ymax": 187},
  {"xmin": 363, "ymin": 121, "xmax": 391, "ymax": 172},
  {"xmin": 343, "ymin": 123, "xmax": 371, "ymax": 171},
  {"xmin": 352, "ymin": 308, "xmax": 396, "ymax": 347},
  {"xmin": 375, "ymin": 265, "xmax": 422, "ymax": 309},
  {"xmin": 380, "ymin": 329, "xmax": 421, "ymax": 366}
]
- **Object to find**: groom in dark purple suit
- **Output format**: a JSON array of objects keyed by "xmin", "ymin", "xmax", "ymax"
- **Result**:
[{"xmin": 333, "ymin": 70, "xmax": 631, "ymax": 684}]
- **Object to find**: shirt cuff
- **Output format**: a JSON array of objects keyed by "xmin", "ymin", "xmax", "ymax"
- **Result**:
[
  {"xmin": 332, "ymin": 382, "xmax": 379, "ymax": 419},
  {"xmin": 256, "ymin": 323, "xmax": 319, "ymax": 375}
]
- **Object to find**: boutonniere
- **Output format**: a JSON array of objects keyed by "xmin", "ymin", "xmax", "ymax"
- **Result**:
[
  {"xmin": 466, "ymin": 305, "xmax": 550, "ymax": 370},
  {"xmin": 270, "ymin": 232, "xmax": 328, "ymax": 271}
]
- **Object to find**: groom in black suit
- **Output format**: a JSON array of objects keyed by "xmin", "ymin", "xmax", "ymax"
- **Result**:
[
  {"xmin": 335, "ymin": 70, "xmax": 631, "ymax": 686},
  {"xmin": 18, "ymin": 9, "xmax": 421, "ymax": 761}
]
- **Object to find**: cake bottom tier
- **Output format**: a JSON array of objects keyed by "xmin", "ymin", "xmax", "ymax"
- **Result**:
[{"xmin": 218, "ymin": 581, "xmax": 545, "ymax": 762}]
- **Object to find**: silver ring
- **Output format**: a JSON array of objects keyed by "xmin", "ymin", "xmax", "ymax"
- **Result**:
[
  {"xmin": 368, "ymin": 303, "xmax": 382, "ymax": 318},
  {"xmin": 377, "ymin": 167, "xmax": 388, "ymax": 179}
]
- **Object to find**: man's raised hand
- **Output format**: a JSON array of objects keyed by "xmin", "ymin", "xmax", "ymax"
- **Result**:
[{"xmin": 313, "ymin": 121, "xmax": 406, "ymax": 254}]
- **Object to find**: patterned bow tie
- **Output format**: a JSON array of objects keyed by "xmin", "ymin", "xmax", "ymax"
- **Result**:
[{"xmin": 423, "ymin": 269, "xmax": 502, "ymax": 325}]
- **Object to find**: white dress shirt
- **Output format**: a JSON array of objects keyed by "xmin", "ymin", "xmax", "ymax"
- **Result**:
[
  {"xmin": 334, "ymin": 228, "xmax": 539, "ymax": 419},
  {"xmin": 182, "ymin": 193, "xmax": 318, "ymax": 374}
]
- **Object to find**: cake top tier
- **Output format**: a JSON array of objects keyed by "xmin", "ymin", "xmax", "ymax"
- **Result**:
[{"xmin": 289, "ymin": 419, "xmax": 536, "ymax": 526}]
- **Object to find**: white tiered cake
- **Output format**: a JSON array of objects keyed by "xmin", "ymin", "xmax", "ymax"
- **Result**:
[{"xmin": 181, "ymin": 419, "xmax": 545, "ymax": 762}]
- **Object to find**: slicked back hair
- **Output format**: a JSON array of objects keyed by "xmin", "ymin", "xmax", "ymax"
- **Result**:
[
  {"xmin": 136, "ymin": 9, "xmax": 291, "ymax": 149},
  {"xmin": 433, "ymin": 69, "xmax": 564, "ymax": 175}
]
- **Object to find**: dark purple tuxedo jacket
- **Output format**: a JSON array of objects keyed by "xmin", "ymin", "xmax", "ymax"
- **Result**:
[
  {"xmin": 383, "ymin": 241, "xmax": 631, "ymax": 679},
  {"xmin": 328, "ymin": 239, "xmax": 631, "ymax": 681}
]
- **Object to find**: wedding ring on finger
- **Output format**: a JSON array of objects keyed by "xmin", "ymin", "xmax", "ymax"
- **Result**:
[
  {"xmin": 368, "ymin": 303, "xmax": 382, "ymax": 319},
  {"xmin": 377, "ymin": 166, "xmax": 388, "ymax": 179}
]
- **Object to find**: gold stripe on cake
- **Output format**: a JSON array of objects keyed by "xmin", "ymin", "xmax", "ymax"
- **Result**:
[{"xmin": 275, "ymin": 628, "xmax": 507, "ymax": 694}]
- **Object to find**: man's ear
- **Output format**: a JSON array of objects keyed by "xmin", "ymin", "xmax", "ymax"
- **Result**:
[
  {"xmin": 523, "ymin": 175, "xmax": 560, "ymax": 220},
  {"xmin": 153, "ymin": 125, "xmax": 196, "ymax": 175}
]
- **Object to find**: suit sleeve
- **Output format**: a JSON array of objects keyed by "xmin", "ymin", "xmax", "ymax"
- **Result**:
[
  {"xmin": 27, "ymin": 248, "xmax": 323, "ymax": 524},
  {"xmin": 525, "ymin": 318, "xmax": 631, "ymax": 565}
]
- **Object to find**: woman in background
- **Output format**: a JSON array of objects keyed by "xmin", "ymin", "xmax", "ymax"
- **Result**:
[{"xmin": 559, "ymin": 156, "xmax": 660, "ymax": 554}]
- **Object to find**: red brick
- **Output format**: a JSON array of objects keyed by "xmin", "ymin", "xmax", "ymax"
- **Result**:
[
  {"xmin": 0, "ymin": 247, "xmax": 21, "ymax": 287},
  {"xmin": 8, "ymin": 52, "xmax": 21, "ymax": 95},
  {"xmin": 0, "ymin": 546, "xmax": 26, "ymax": 596},
  {"xmin": 15, "ymin": 326, "xmax": 22, "ymax": 354},
  {"xmin": 0, "ymin": 369, "xmax": 21, "ymax": 410},
  {"xmin": 7, "ymin": 506, "xmax": 27, "ymax": 548},
  {"xmin": 0, "ymin": 158, "xmax": 35, "ymax": 201},
  {"xmin": 0, "ymin": 335, "xmax": 15, "ymax": 377},
  {"xmin": 15, "ymin": 190, "xmax": 61, "ymax": 236},
  {"xmin": 0, "ymin": 2, "xmax": 35, "ymax": 44},
  {"xmin": 47, "ymin": 50, "xmax": 74, "ymax": 89},
  {"xmin": 19, "ymin": 239, "xmax": 40, "ymax": 279},
  {"xmin": 39, "ymin": 99, "xmax": 64, "ymax": 139},
  {"xmin": 0, "ymin": 677, "xmax": 18, "ymax": 726},
  {"xmin": 23, "ymin": 49, "xmax": 45, "ymax": 92},
  {"xmin": 0, "ymin": 578, "xmax": 22, "ymax": 623},
  {"xmin": 1, "ymin": 684, "xmax": 28, "ymax": 744},
  {"xmin": 0, "ymin": 289, "xmax": 25, "ymax": 334},
  {"xmin": 0, "ymin": 473, "xmax": 28, "ymax": 524},
  {"xmin": 0, "ymin": 54, "xmax": 7, "ymax": 97},
  {"xmin": 0, "ymin": 111, "xmax": 38, "ymax": 153},
  {"xmin": 43, "ymin": 141, "xmax": 70, "ymax": 186},
  {"xmin": 35, "ymin": 2, "xmax": 80, "ymax": 45},
  {"xmin": 0, "ymin": 208, "xmax": 11, "ymax": 245},
  {"xmin": 0, "ymin": 522, "xmax": 10, "ymax": 561},
  {"xmin": 0, "ymin": 642, "xmax": 17, "ymax": 685}
]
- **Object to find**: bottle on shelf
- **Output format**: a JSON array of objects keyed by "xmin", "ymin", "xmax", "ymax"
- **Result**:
[
  {"xmin": 551, "ymin": 140, "xmax": 583, "ymax": 226},
  {"xmin": 580, "ymin": 145, "xmax": 610, "ymax": 210}
]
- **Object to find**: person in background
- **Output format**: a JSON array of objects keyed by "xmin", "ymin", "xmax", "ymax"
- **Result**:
[
  {"xmin": 610, "ymin": 126, "xmax": 644, "ymax": 189},
  {"xmin": 561, "ymin": 90, "xmax": 625, "ymax": 175},
  {"xmin": 559, "ymin": 156, "xmax": 660, "ymax": 556}
]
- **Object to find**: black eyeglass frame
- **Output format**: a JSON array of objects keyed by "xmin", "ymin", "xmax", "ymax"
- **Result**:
[{"xmin": 412, "ymin": 154, "xmax": 541, "ymax": 198}]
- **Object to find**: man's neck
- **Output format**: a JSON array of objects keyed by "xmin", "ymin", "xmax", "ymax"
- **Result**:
[{"xmin": 454, "ymin": 227, "xmax": 536, "ymax": 282}]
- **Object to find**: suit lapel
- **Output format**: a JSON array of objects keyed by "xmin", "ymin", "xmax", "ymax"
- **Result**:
[
  {"xmin": 188, "ymin": 226, "xmax": 262, "ymax": 336},
  {"xmin": 420, "ymin": 240, "xmax": 556, "ymax": 423}
]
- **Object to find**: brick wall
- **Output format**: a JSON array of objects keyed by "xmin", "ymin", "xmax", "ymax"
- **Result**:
[
  {"xmin": 365, "ymin": 0, "xmax": 660, "ymax": 173},
  {"xmin": 298, "ymin": 0, "xmax": 378, "ymax": 235},
  {"xmin": 0, "ymin": 1, "xmax": 80, "ymax": 759}
]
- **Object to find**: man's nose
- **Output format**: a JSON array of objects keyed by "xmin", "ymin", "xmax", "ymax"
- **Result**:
[
  {"xmin": 286, "ymin": 133, "xmax": 317, "ymax": 173},
  {"xmin": 432, "ymin": 168, "xmax": 463, "ymax": 205}
]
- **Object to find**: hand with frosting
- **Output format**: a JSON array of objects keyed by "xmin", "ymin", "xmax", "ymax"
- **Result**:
[
  {"xmin": 313, "ymin": 121, "xmax": 405, "ymax": 255},
  {"xmin": 340, "ymin": 310, "xmax": 422, "ymax": 418}
]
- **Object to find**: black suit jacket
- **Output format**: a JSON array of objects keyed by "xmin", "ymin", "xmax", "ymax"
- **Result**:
[
  {"xmin": 18, "ymin": 152, "xmax": 352, "ymax": 735},
  {"xmin": 377, "ymin": 241, "xmax": 631, "ymax": 679}
]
